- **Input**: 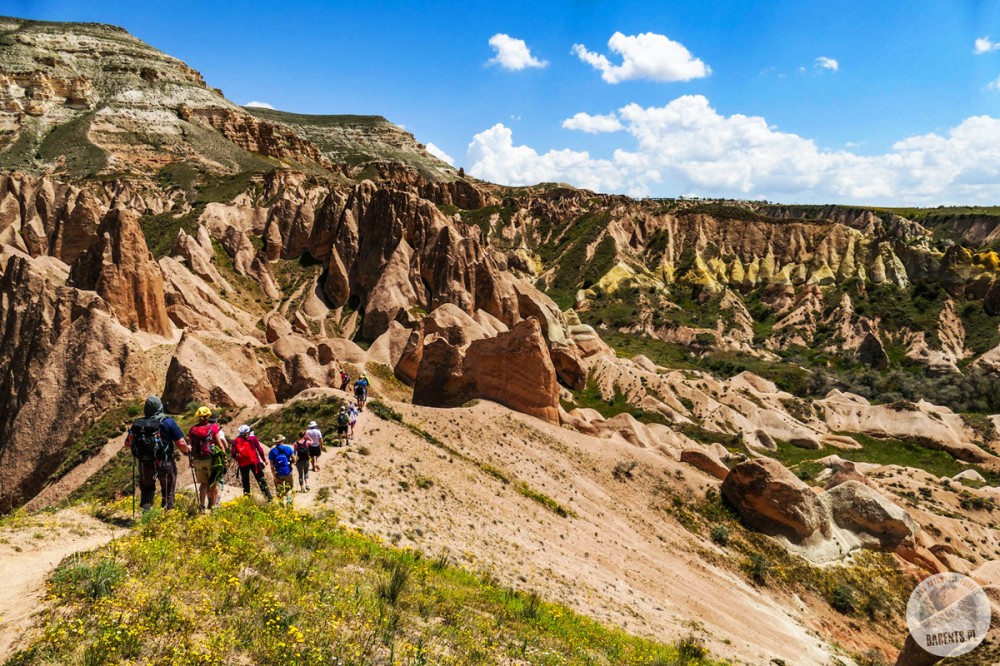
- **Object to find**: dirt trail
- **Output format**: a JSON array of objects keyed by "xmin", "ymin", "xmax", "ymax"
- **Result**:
[{"xmin": 0, "ymin": 509, "xmax": 124, "ymax": 661}]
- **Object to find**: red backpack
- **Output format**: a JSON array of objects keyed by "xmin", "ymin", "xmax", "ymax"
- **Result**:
[
  {"xmin": 189, "ymin": 423, "xmax": 217, "ymax": 459},
  {"xmin": 232, "ymin": 436, "xmax": 258, "ymax": 467}
]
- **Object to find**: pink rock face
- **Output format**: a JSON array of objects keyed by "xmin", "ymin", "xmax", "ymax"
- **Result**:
[
  {"xmin": 68, "ymin": 208, "xmax": 171, "ymax": 336},
  {"xmin": 162, "ymin": 331, "xmax": 260, "ymax": 412},
  {"xmin": 0, "ymin": 253, "xmax": 155, "ymax": 511},
  {"xmin": 412, "ymin": 318, "xmax": 561, "ymax": 423}
]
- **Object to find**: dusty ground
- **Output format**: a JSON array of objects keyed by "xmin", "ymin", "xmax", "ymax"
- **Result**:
[
  {"xmin": 225, "ymin": 388, "xmax": 882, "ymax": 665},
  {"xmin": 0, "ymin": 509, "xmax": 124, "ymax": 661},
  {"xmin": 5, "ymin": 387, "xmax": 923, "ymax": 666}
]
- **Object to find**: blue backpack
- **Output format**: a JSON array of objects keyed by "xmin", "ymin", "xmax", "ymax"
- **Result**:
[{"xmin": 270, "ymin": 445, "xmax": 293, "ymax": 476}]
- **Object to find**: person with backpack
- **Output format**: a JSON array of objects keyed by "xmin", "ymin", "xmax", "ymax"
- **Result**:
[
  {"xmin": 346, "ymin": 401, "xmax": 359, "ymax": 440},
  {"xmin": 336, "ymin": 406, "xmax": 350, "ymax": 446},
  {"xmin": 188, "ymin": 406, "xmax": 229, "ymax": 511},
  {"xmin": 268, "ymin": 434, "xmax": 295, "ymax": 506},
  {"xmin": 339, "ymin": 369, "xmax": 350, "ymax": 391},
  {"xmin": 231, "ymin": 425, "xmax": 273, "ymax": 501},
  {"xmin": 124, "ymin": 395, "xmax": 189, "ymax": 511},
  {"xmin": 305, "ymin": 420, "xmax": 323, "ymax": 471},
  {"xmin": 293, "ymin": 431, "xmax": 311, "ymax": 491},
  {"xmin": 354, "ymin": 376, "xmax": 368, "ymax": 411}
]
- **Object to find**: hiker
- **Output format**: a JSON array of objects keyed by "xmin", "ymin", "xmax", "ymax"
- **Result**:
[
  {"xmin": 231, "ymin": 425, "xmax": 273, "ymax": 501},
  {"xmin": 354, "ymin": 375, "xmax": 369, "ymax": 411},
  {"xmin": 339, "ymin": 368, "xmax": 350, "ymax": 391},
  {"xmin": 293, "ymin": 430, "xmax": 311, "ymax": 491},
  {"xmin": 336, "ymin": 406, "xmax": 350, "ymax": 446},
  {"xmin": 305, "ymin": 420, "xmax": 323, "ymax": 471},
  {"xmin": 188, "ymin": 406, "xmax": 229, "ymax": 511},
  {"xmin": 125, "ymin": 395, "xmax": 189, "ymax": 511},
  {"xmin": 346, "ymin": 401, "xmax": 359, "ymax": 440},
  {"xmin": 268, "ymin": 434, "xmax": 295, "ymax": 506}
]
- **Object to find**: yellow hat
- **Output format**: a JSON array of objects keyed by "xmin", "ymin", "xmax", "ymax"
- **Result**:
[{"xmin": 195, "ymin": 406, "xmax": 213, "ymax": 420}]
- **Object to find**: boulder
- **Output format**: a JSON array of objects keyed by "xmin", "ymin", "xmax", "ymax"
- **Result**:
[
  {"xmin": 680, "ymin": 448, "xmax": 729, "ymax": 480},
  {"xmin": 721, "ymin": 459, "xmax": 827, "ymax": 541},
  {"xmin": 821, "ymin": 481, "xmax": 917, "ymax": 550},
  {"xmin": 789, "ymin": 430, "xmax": 822, "ymax": 450},
  {"xmin": 550, "ymin": 343, "xmax": 587, "ymax": 391},
  {"xmin": 68, "ymin": 208, "xmax": 172, "ymax": 336},
  {"xmin": 163, "ymin": 331, "xmax": 260, "ymax": 412},
  {"xmin": 823, "ymin": 460, "xmax": 868, "ymax": 489},
  {"xmin": 264, "ymin": 312, "xmax": 293, "ymax": 343}
]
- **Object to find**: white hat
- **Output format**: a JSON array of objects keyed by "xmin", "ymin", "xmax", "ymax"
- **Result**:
[
  {"xmin": 237, "ymin": 424, "xmax": 251, "ymax": 436},
  {"xmin": 308, "ymin": 421, "xmax": 318, "ymax": 428}
]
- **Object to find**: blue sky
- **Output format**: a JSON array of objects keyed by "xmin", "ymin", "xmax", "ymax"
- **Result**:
[{"xmin": 9, "ymin": 0, "xmax": 1000, "ymax": 204}]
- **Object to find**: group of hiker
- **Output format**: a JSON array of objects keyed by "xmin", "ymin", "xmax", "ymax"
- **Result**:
[{"xmin": 125, "ymin": 371, "xmax": 371, "ymax": 513}]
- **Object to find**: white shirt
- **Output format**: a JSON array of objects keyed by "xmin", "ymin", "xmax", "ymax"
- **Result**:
[{"xmin": 306, "ymin": 427, "xmax": 322, "ymax": 447}]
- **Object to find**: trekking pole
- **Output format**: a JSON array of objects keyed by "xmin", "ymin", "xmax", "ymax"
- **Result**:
[
  {"xmin": 131, "ymin": 457, "xmax": 136, "ymax": 519},
  {"xmin": 189, "ymin": 457, "xmax": 202, "ymax": 513}
]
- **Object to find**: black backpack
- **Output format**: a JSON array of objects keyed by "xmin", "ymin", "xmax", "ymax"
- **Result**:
[{"xmin": 132, "ymin": 418, "xmax": 170, "ymax": 462}]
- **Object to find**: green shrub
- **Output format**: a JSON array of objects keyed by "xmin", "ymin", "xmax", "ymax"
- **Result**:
[
  {"xmin": 829, "ymin": 584, "xmax": 857, "ymax": 614},
  {"xmin": 710, "ymin": 526, "xmax": 731, "ymax": 546}
]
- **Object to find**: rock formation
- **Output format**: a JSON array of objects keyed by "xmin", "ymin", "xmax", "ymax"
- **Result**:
[{"xmin": 68, "ymin": 208, "xmax": 172, "ymax": 336}]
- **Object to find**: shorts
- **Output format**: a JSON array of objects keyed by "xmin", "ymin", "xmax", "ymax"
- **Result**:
[
  {"xmin": 337, "ymin": 424, "xmax": 348, "ymax": 435},
  {"xmin": 274, "ymin": 473, "xmax": 293, "ymax": 491},
  {"xmin": 309, "ymin": 445, "xmax": 322, "ymax": 458},
  {"xmin": 192, "ymin": 456, "xmax": 224, "ymax": 487}
]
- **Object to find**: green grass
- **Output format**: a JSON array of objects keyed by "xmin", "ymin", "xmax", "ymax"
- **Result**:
[
  {"xmin": 771, "ymin": 433, "xmax": 997, "ymax": 483},
  {"xmin": 250, "ymin": 395, "xmax": 345, "ymax": 445},
  {"xmin": 563, "ymin": 378, "xmax": 670, "ymax": 427},
  {"xmin": 65, "ymin": 448, "xmax": 136, "ymax": 505},
  {"xmin": 36, "ymin": 111, "xmax": 107, "ymax": 176},
  {"xmin": 49, "ymin": 403, "xmax": 142, "ymax": 481},
  {"xmin": 514, "ymin": 482, "xmax": 577, "ymax": 518},
  {"xmin": 140, "ymin": 207, "xmax": 203, "ymax": 259},
  {"xmin": 8, "ymin": 499, "xmax": 723, "ymax": 665}
]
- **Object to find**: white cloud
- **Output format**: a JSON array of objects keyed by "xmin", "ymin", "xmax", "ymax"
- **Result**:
[
  {"xmin": 467, "ymin": 95, "xmax": 1000, "ymax": 204},
  {"xmin": 487, "ymin": 33, "xmax": 547, "ymax": 71},
  {"xmin": 425, "ymin": 142, "xmax": 455, "ymax": 165},
  {"xmin": 562, "ymin": 112, "xmax": 624, "ymax": 133},
  {"xmin": 987, "ymin": 76, "xmax": 1000, "ymax": 90},
  {"xmin": 815, "ymin": 56, "xmax": 839, "ymax": 72},
  {"xmin": 571, "ymin": 32, "xmax": 710, "ymax": 83},
  {"xmin": 245, "ymin": 101, "xmax": 276, "ymax": 109},
  {"xmin": 975, "ymin": 37, "xmax": 1000, "ymax": 54}
]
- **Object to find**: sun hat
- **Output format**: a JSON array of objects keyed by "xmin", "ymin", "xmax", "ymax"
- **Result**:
[
  {"xmin": 195, "ymin": 406, "xmax": 212, "ymax": 419},
  {"xmin": 272, "ymin": 434, "xmax": 286, "ymax": 443},
  {"xmin": 308, "ymin": 421, "xmax": 318, "ymax": 428},
  {"xmin": 237, "ymin": 424, "xmax": 251, "ymax": 436}
]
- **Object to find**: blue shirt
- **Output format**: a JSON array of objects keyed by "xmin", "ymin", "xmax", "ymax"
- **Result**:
[{"xmin": 268, "ymin": 444, "xmax": 294, "ymax": 476}]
